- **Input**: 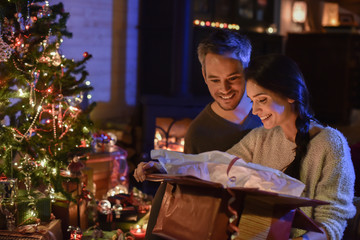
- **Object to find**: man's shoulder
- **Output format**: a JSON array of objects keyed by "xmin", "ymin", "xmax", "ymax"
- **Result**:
[{"xmin": 187, "ymin": 104, "xmax": 214, "ymax": 125}]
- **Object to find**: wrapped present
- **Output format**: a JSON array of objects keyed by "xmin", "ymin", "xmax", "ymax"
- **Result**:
[
  {"xmin": 52, "ymin": 192, "xmax": 89, "ymax": 237},
  {"xmin": 0, "ymin": 202, "xmax": 16, "ymax": 230},
  {"xmin": 16, "ymin": 190, "xmax": 51, "ymax": 226},
  {"xmin": 146, "ymin": 174, "xmax": 327, "ymax": 240},
  {"xmin": 96, "ymin": 190, "xmax": 151, "ymax": 232}
]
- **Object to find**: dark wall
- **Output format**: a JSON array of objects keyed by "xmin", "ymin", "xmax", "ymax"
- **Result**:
[
  {"xmin": 286, "ymin": 33, "xmax": 360, "ymax": 125},
  {"xmin": 137, "ymin": 0, "xmax": 283, "ymax": 99},
  {"xmin": 137, "ymin": 0, "xmax": 174, "ymax": 96}
]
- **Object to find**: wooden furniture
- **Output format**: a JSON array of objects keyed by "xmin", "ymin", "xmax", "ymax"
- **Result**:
[
  {"xmin": 85, "ymin": 147, "xmax": 128, "ymax": 200},
  {"xmin": 285, "ymin": 32, "xmax": 360, "ymax": 125}
]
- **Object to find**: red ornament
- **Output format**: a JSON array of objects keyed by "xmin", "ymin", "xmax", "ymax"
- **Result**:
[
  {"xmin": 0, "ymin": 173, "xmax": 7, "ymax": 180},
  {"xmin": 67, "ymin": 157, "xmax": 85, "ymax": 176},
  {"xmin": 83, "ymin": 52, "xmax": 88, "ymax": 58}
]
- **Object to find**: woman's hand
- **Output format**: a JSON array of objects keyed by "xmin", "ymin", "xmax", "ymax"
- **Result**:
[{"xmin": 133, "ymin": 161, "xmax": 165, "ymax": 182}]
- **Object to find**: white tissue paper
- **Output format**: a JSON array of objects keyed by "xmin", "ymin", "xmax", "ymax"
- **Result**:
[{"xmin": 150, "ymin": 149, "xmax": 305, "ymax": 197}]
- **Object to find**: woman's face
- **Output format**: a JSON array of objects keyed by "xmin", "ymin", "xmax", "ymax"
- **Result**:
[{"xmin": 246, "ymin": 80, "xmax": 296, "ymax": 129}]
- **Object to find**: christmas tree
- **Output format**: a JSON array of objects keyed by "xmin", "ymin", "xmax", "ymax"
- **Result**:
[{"xmin": 0, "ymin": 0, "xmax": 95, "ymax": 199}]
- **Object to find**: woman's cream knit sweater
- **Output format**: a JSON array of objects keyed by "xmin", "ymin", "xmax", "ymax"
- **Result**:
[{"xmin": 227, "ymin": 126, "xmax": 356, "ymax": 239}]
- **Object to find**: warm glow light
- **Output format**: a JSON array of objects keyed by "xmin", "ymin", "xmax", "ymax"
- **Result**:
[
  {"xmin": 292, "ymin": 1, "xmax": 307, "ymax": 23},
  {"xmin": 155, "ymin": 130, "xmax": 162, "ymax": 141},
  {"xmin": 193, "ymin": 19, "xmax": 239, "ymax": 30},
  {"xmin": 321, "ymin": 2, "xmax": 339, "ymax": 26}
]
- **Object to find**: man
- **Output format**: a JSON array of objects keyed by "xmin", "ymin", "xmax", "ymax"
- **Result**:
[
  {"xmin": 184, "ymin": 29, "xmax": 262, "ymax": 153},
  {"xmin": 135, "ymin": 29, "xmax": 262, "ymax": 240}
]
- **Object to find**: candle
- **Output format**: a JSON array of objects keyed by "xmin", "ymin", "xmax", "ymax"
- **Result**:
[{"xmin": 130, "ymin": 225, "xmax": 146, "ymax": 239}]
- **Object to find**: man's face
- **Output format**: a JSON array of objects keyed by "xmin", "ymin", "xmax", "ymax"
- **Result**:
[{"xmin": 203, "ymin": 53, "xmax": 245, "ymax": 111}]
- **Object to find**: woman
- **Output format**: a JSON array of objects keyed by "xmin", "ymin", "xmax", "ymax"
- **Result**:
[{"xmin": 226, "ymin": 54, "xmax": 355, "ymax": 239}]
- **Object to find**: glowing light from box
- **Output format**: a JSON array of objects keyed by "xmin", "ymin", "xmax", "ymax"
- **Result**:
[
  {"xmin": 321, "ymin": 2, "xmax": 339, "ymax": 26},
  {"xmin": 194, "ymin": 19, "xmax": 240, "ymax": 30},
  {"xmin": 292, "ymin": 1, "xmax": 307, "ymax": 23}
]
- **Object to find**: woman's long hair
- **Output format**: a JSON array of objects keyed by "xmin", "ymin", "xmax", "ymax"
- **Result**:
[{"xmin": 245, "ymin": 54, "xmax": 316, "ymax": 180}]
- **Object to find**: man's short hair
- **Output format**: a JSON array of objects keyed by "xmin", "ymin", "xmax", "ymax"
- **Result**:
[{"xmin": 197, "ymin": 29, "xmax": 252, "ymax": 69}]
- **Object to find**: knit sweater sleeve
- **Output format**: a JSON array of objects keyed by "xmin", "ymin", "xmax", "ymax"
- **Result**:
[
  {"xmin": 308, "ymin": 128, "xmax": 356, "ymax": 239},
  {"xmin": 226, "ymin": 127, "xmax": 262, "ymax": 162}
]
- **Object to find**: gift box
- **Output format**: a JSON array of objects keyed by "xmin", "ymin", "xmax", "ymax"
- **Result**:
[
  {"xmin": 0, "ymin": 219, "xmax": 63, "ymax": 239},
  {"xmin": 0, "ymin": 178, "xmax": 17, "ymax": 200},
  {"xmin": 146, "ymin": 174, "xmax": 328, "ymax": 240},
  {"xmin": 52, "ymin": 195, "xmax": 88, "ymax": 237},
  {"xmin": 95, "ymin": 191, "xmax": 151, "ymax": 232},
  {"xmin": 16, "ymin": 191, "xmax": 51, "ymax": 226},
  {"xmin": 0, "ymin": 202, "xmax": 16, "ymax": 230},
  {"xmin": 0, "ymin": 191, "xmax": 51, "ymax": 229}
]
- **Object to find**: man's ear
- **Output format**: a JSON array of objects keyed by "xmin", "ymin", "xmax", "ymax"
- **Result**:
[
  {"xmin": 202, "ymin": 67, "xmax": 206, "ymax": 82},
  {"xmin": 288, "ymin": 98, "xmax": 295, "ymax": 103}
]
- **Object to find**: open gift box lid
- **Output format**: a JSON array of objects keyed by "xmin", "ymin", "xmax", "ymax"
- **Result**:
[{"xmin": 146, "ymin": 174, "xmax": 329, "ymax": 239}]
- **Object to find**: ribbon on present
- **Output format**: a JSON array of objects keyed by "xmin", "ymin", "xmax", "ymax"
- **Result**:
[
  {"xmin": 227, "ymin": 157, "xmax": 241, "ymax": 234},
  {"xmin": 17, "ymin": 219, "xmax": 47, "ymax": 235},
  {"xmin": 79, "ymin": 184, "xmax": 92, "ymax": 202}
]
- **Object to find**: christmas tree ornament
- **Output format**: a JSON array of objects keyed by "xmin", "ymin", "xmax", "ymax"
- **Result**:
[
  {"xmin": 29, "ymin": 70, "xmax": 40, "ymax": 106},
  {"xmin": 112, "ymin": 199, "xmax": 123, "ymax": 219},
  {"xmin": 68, "ymin": 226, "xmax": 83, "ymax": 240},
  {"xmin": 42, "ymin": 1, "xmax": 52, "ymax": 18},
  {"xmin": 0, "ymin": 35, "xmax": 12, "ymax": 62},
  {"xmin": 51, "ymin": 49, "xmax": 62, "ymax": 66},
  {"xmin": 0, "ymin": 174, "xmax": 18, "ymax": 201},
  {"xmin": 36, "ymin": 1, "xmax": 52, "ymax": 19},
  {"xmin": 98, "ymin": 199, "xmax": 113, "ymax": 223},
  {"xmin": 15, "ymin": 12, "xmax": 26, "ymax": 31},
  {"xmin": 20, "ymin": 156, "xmax": 37, "ymax": 197},
  {"xmin": 98, "ymin": 200, "xmax": 111, "ymax": 215},
  {"xmin": 67, "ymin": 156, "xmax": 85, "ymax": 177},
  {"xmin": 65, "ymin": 92, "xmax": 84, "ymax": 107}
]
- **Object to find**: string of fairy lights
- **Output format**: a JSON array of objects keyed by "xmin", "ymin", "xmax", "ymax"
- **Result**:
[
  {"xmin": 193, "ymin": 19, "xmax": 278, "ymax": 34},
  {"xmin": 193, "ymin": 19, "xmax": 240, "ymax": 30}
]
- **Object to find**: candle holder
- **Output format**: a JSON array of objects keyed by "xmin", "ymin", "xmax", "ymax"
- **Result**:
[{"xmin": 129, "ymin": 224, "xmax": 146, "ymax": 239}]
